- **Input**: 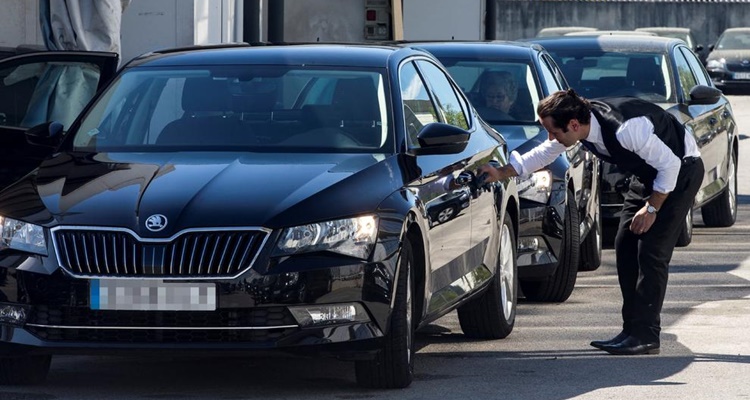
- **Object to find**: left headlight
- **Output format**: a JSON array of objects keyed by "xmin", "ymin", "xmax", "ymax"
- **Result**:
[
  {"xmin": 0, "ymin": 216, "xmax": 48, "ymax": 256},
  {"xmin": 274, "ymin": 215, "xmax": 378, "ymax": 259},
  {"xmin": 517, "ymin": 170, "xmax": 553, "ymax": 204}
]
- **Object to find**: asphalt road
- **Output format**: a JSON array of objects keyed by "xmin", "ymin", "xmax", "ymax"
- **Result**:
[{"xmin": 2, "ymin": 96, "xmax": 749, "ymax": 400}]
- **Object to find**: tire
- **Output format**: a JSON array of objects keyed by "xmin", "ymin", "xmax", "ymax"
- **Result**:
[
  {"xmin": 0, "ymin": 355, "xmax": 51, "ymax": 385},
  {"xmin": 457, "ymin": 211, "xmax": 517, "ymax": 339},
  {"xmin": 675, "ymin": 208, "xmax": 693, "ymax": 247},
  {"xmin": 701, "ymin": 151, "xmax": 737, "ymax": 227},
  {"xmin": 579, "ymin": 207, "xmax": 602, "ymax": 271},
  {"xmin": 436, "ymin": 206, "xmax": 457, "ymax": 224},
  {"xmin": 521, "ymin": 189, "xmax": 580, "ymax": 303},
  {"xmin": 355, "ymin": 238, "xmax": 415, "ymax": 389}
]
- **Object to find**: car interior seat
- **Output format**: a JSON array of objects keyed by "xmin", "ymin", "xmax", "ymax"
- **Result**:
[
  {"xmin": 157, "ymin": 77, "xmax": 235, "ymax": 145},
  {"xmin": 626, "ymin": 57, "xmax": 665, "ymax": 96},
  {"xmin": 330, "ymin": 77, "xmax": 382, "ymax": 147}
]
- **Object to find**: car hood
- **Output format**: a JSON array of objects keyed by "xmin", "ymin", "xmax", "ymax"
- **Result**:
[
  {"xmin": 707, "ymin": 49, "xmax": 750, "ymax": 63},
  {"xmin": 490, "ymin": 124, "xmax": 547, "ymax": 154},
  {"xmin": 0, "ymin": 152, "xmax": 404, "ymax": 236}
]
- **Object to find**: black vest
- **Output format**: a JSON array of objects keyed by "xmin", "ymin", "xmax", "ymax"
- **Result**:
[{"xmin": 585, "ymin": 97, "xmax": 685, "ymax": 190}]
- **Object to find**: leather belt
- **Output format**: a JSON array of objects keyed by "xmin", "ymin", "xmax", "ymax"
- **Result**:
[{"xmin": 682, "ymin": 156, "xmax": 699, "ymax": 165}]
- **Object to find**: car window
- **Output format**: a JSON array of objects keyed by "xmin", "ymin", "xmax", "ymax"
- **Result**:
[
  {"xmin": 399, "ymin": 61, "xmax": 438, "ymax": 148},
  {"xmin": 539, "ymin": 54, "xmax": 564, "ymax": 93},
  {"xmin": 673, "ymin": 47, "xmax": 698, "ymax": 97},
  {"xmin": 438, "ymin": 57, "xmax": 540, "ymax": 123},
  {"xmin": 415, "ymin": 60, "xmax": 469, "ymax": 130},
  {"xmin": 70, "ymin": 66, "xmax": 392, "ymax": 153},
  {"xmin": 551, "ymin": 50, "xmax": 674, "ymax": 103},
  {"xmin": 679, "ymin": 47, "xmax": 710, "ymax": 87},
  {"xmin": 0, "ymin": 61, "xmax": 101, "ymax": 130}
]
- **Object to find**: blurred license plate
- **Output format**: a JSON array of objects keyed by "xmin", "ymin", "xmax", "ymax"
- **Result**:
[
  {"xmin": 734, "ymin": 72, "xmax": 750, "ymax": 80},
  {"xmin": 90, "ymin": 279, "xmax": 216, "ymax": 311}
]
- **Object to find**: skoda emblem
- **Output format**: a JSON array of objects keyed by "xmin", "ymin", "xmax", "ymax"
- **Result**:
[{"xmin": 145, "ymin": 214, "xmax": 168, "ymax": 232}]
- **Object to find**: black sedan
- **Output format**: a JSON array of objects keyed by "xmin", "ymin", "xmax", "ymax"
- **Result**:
[
  {"xmin": 531, "ymin": 35, "xmax": 739, "ymax": 245},
  {"xmin": 412, "ymin": 41, "xmax": 602, "ymax": 303},
  {"xmin": 705, "ymin": 27, "xmax": 750, "ymax": 93},
  {"xmin": 0, "ymin": 44, "xmax": 520, "ymax": 388}
]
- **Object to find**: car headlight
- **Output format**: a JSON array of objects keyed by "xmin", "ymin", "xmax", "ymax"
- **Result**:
[
  {"xmin": 706, "ymin": 58, "xmax": 726, "ymax": 70},
  {"xmin": 517, "ymin": 170, "xmax": 552, "ymax": 204},
  {"xmin": 274, "ymin": 215, "xmax": 378, "ymax": 259},
  {"xmin": 0, "ymin": 216, "xmax": 48, "ymax": 256}
]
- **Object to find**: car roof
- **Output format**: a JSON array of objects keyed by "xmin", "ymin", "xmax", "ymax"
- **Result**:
[
  {"xmin": 405, "ymin": 41, "xmax": 541, "ymax": 60},
  {"xmin": 128, "ymin": 43, "xmax": 415, "ymax": 68},
  {"xmin": 529, "ymin": 35, "xmax": 680, "ymax": 53},
  {"xmin": 722, "ymin": 27, "xmax": 750, "ymax": 33},
  {"xmin": 564, "ymin": 30, "xmax": 657, "ymax": 37}
]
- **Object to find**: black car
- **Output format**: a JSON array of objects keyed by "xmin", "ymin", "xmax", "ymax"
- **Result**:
[
  {"xmin": 705, "ymin": 27, "xmax": 750, "ymax": 93},
  {"xmin": 412, "ymin": 41, "xmax": 602, "ymax": 303},
  {"xmin": 532, "ymin": 35, "xmax": 739, "ymax": 245},
  {"xmin": 0, "ymin": 44, "xmax": 520, "ymax": 388}
]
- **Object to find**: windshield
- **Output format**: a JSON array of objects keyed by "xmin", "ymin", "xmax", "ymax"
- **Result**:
[
  {"xmin": 549, "ymin": 50, "xmax": 674, "ymax": 103},
  {"xmin": 717, "ymin": 31, "xmax": 750, "ymax": 50},
  {"xmin": 70, "ymin": 66, "xmax": 392, "ymax": 153},
  {"xmin": 439, "ymin": 58, "xmax": 541, "ymax": 125}
]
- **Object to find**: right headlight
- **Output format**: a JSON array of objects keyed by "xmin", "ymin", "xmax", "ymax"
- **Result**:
[
  {"xmin": 517, "ymin": 170, "xmax": 552, "ymax": 204},
  {"xmin": 0, "ymin": 216, "xmax": 48, "ymax": 256},
  {"xmin": 706, "ymin": 58, "xmax": 726, "ymax": 70},
  {"xmin": 273, "ymin": 215, "xmax": 378, "ymax": 260}
]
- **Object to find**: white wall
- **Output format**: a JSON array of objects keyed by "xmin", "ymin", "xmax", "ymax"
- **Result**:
[
  {"xmin": 403, "ymin": 0, "xmax": 484, "ymax": 40},
  {"xmin": 0, "ymin": 0, "xmax": 43, "ymax": 48}
]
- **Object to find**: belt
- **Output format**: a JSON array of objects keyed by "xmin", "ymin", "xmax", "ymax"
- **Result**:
[{"xmin": 682, "ymin": 156, "xmax": 699, "ymax": 165}]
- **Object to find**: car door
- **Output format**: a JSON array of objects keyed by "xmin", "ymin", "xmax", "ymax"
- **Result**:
[
  {"xmin": 400, "ymin": 59, "xmax": 476, "ymax": 314},
  {"xmin": 672, "ymin": 45, "xmax": 728, "ymax": 203},
  {"xmin": 0, "ymin": 51, "xmax": 118, "ymax": 190}
]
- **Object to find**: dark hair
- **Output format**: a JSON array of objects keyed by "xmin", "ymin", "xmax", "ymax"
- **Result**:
[{"xmin": 536, "ymin": 89, "xmax": 591, "ymax": 130}]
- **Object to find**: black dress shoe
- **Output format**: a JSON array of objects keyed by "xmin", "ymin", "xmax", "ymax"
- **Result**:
[
  {"xmin": 601, "ymin": 335, "xmax": 660, "ymax": 355},
  {"xmin": 590, "ymin": 331, "xmax": 629, "ymax": 350}
]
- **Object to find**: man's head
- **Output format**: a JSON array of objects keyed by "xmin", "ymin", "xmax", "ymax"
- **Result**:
[{"xmin": 537, "ymin": 89, "xmax": 592, "ymax": 146}]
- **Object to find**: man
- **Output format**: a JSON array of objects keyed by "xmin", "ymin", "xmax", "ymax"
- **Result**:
[{"xmin": 480, "ymin": 89, "xmax": 704, "ymax": 355}]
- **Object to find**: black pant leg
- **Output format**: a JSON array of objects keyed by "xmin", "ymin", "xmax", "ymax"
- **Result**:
[{"xmin": 614, "ymin": 178, "xmax": 646, "ymax": 335}]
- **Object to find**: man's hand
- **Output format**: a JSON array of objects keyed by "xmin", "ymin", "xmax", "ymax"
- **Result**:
[
  {"xmin": 478, "ymin": 163, "xmax": 518, "ymax": 184},
  {"xmin": 630, "ymin": 205, "xmax": 657, "ymax": 235}
]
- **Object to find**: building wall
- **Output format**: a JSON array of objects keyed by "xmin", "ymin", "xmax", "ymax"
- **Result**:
[
  {"xmin": 0, "ymin": 0, "xmax": 42, "ymax": 48},
  {"xmin": 283, "ymin": 0, "xmax": 367, "ymax": 42},
  {"xmin": 492, "ymin": 0, "xmax": 750, "ymax": 47},
  {"xmin": 402, "ymin": 0, "xmax": 484, "ymax": 40}
]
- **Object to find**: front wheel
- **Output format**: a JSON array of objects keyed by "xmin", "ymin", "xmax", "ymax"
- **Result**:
[
  {"xmin": 521, "ymin": 189, "xmax": 580, "ymax": 302},
  {"xmin": 579, "ymin": 208, "xmax": 602, "ymax": 271},
  {"xmin": 701, "ymin": 151, "xmax": 737, "ymax": 227},
  {"xmin": 458, "ymin": 211, "xmax": 517, "ymax": 339},
  {"xmin": 675, "ymin": 208, "xmax": 693, "ymax": 247},
  {"xmin": 355, "ymin": 238, "xmax": 415, "ymax": 389}
]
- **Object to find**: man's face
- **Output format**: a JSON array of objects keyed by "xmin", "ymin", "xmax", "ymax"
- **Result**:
[{"xmin": 540, "ymin": 116, "xmax": 580, "ymax": 147}]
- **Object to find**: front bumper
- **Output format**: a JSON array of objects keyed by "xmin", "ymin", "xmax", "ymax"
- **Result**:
[
  {"xmin": 516, "ymin": 198, "xmax": 564, "ymax": 279},
  {"xmin": 0, "ymin": 250, "xmax": 399, "ymax": 358}
]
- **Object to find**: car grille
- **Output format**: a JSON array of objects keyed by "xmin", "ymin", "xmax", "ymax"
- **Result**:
[
  {"xmin": 727, "ymin": 62, "xmax": 750, "ymax": 72},
  {"xmin": 26, "ymin": 306, "xmax": 298, "ymax": 343},
  {"xmin": 52, "ymin": 228, "xmax": 268, "ymax": 278}
]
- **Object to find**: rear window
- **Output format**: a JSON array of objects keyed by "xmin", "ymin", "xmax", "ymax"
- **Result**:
[{"xmin": 548, "ymin": 50, "xmax": 674, "ymax": 103}]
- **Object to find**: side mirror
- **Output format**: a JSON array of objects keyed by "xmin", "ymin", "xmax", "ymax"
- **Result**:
[
  {"xmin": 26, "ymin": 121, "xmax": 64, "ymax": 148},
  {"xmin": 695, "ymin": 44, "xmax": 704, "ymax": 52},
  {"xmin": 708, "ymin": 44, "xmax": 715, "ymax": 52},
  {"xmin": 688, "ymin": 85, "xmax": 722, "ymax": 105},
  {"xmin": 412, "ymin": 122, "xmax": 470, "ymax": 156}
]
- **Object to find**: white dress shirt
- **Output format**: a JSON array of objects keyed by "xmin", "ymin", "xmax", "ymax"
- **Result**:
[{"xmin": 509, "ymin": 113, "xmax": 701, "ymax": 194}]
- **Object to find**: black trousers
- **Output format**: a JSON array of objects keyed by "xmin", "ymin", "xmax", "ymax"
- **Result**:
[{"xmin": 614, "ymin": 157, "xmax": 704, "ymax": 343}]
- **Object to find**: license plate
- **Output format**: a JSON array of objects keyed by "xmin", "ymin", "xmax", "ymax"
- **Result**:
[
  {"xmin": 90, "ymin": 279, "xmax": 217, "ymax": 311},
  {"xmin": 734, "ymin": 72, "xmax": 750, "ymax": 80}
]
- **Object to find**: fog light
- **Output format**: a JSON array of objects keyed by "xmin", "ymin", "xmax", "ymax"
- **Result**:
[
  {"xmin": 0, "ymin": 303, "xmax": 29, "ymax": 326},
  {"xmin": 518, "ymin": 237, "xmax": 540, "ymax": 253},
  {"xmin": 288, "ymin": 303, "xmax": 370, "ymax": 327}
]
